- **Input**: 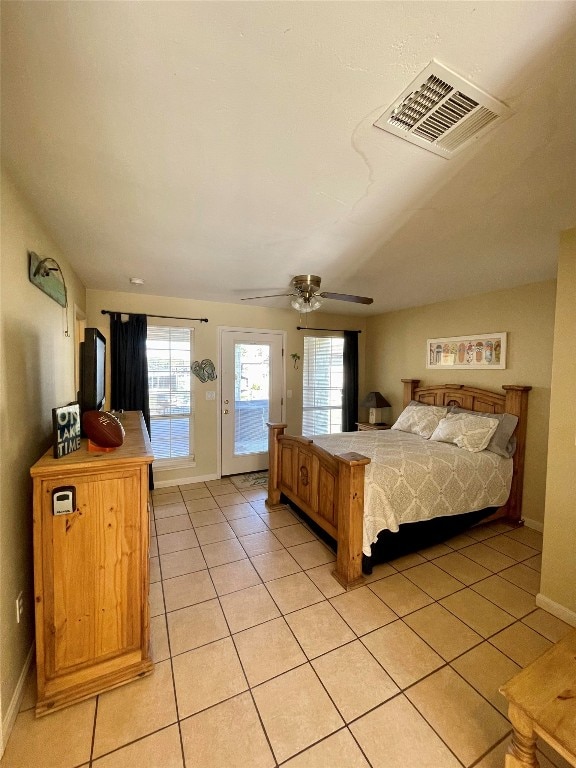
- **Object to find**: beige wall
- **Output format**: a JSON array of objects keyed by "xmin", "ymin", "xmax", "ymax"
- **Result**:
[
  {"xmin": 86, "ymin": 290, "xmax": 367, "ymax": 485},
  {"xmin": 0, "ymin": 168, "xmax": 86, "ymax": 745},
  {"xmin": 364, "ymin": 281, "xmax": 557, "ymax": 528},
  {"xmin": 539, "ymin": 229, "xmax": 576, "ymax": 623}
]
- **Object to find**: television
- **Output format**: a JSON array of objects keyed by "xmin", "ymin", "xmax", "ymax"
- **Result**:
[{"xmin": 79, "ymin": 328, "xmax": 106, "ymax": 414}]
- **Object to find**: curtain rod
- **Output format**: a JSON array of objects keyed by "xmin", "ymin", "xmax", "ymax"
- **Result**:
[
  {"xmin": 296, "ymin": 326, "xmax": 361, "ymax": 333},
  {"xmin": 101, "ymin": 310, "xmax": 208, "ymax": 323}
]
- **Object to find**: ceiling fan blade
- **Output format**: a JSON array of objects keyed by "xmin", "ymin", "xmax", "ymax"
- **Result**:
[
  {"xmin": 319, "ymin": 291, "xmax": 373, "ymax": 305},
  {"xmin": 241, "ymin": 293, "xmax": 295, "ymax": 300}
]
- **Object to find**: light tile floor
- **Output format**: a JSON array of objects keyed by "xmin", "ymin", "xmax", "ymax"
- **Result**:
[{"xmin": 3, "ymin": 477, "xmax": 574, "ymax": 768}]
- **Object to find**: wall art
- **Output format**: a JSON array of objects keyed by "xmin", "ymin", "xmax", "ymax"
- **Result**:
[
  {"xmin": 192, "ymin": 359, "xmax": 217, "ymax": 382},
  {"xmin": 426, "ymin": 333, "xmax": 507, "ymax": 370},
  {"xmin": 29, "ymin": 251, "xmax": 67, "ymax": 307}
]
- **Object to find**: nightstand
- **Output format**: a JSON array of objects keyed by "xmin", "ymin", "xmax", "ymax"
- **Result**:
[{"xmin": 356, "ymin": 422, "xmax": 391, "ymax": 431}]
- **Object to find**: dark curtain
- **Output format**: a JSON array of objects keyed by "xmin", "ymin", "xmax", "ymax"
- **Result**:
[
  {"xmin": 110, "ymin": 312, "xmax": 153, "ymax": 487},
  {"xmin": 342, "ymin": 330, "xmax": 359, "ymax": 431}
]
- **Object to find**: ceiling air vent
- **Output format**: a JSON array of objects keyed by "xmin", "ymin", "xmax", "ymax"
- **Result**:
[{"xmin": 374, "ymin": 61, "xmax": 511, "ymax": 158}]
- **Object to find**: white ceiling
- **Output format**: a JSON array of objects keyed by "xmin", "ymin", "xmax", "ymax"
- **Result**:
[{"xmin": 2, "ymin": 1, "xmax": 576, "ymax": 315}]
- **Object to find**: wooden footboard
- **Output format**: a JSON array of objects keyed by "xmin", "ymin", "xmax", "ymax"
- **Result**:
[{"xmin": 267, "ymin": 423, "xmax": 370, "ymax": 589}]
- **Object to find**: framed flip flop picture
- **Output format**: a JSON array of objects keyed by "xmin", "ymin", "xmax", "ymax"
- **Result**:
[{"xmin": 426, "ymin": 332, "xmax": 507, "ymax": 369}]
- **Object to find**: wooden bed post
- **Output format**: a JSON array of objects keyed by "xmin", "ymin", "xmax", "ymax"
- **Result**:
[
  {"xmin": 502, "ymin": 385, "xmax": 532, "ymax": 524},
  {"xmin": 332, "ymin": 452, "xmax": 371, "ymax": 590},
  {"xmin": 402, "ymin": 379, "xmax": 420, "ymax": 408},
  {"xmin": 267, "ymin": 422, "xmax": 287, "ymax": 509}
]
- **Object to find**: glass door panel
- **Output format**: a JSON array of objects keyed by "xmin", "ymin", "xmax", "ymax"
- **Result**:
[{"xmin": 220, "ymin": 330, "xmax": 284, "ymax": 475}]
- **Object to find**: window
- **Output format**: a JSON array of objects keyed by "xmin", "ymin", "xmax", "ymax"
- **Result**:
[
  {"xmin": 302, "ymin": 335, "xmax": 344, "ymax": 436},
  {"xmin": 147, "ymin": 326, "xmax": 194, "ymax": 463},
  {"xmin": 234, "ymin": 342, "xmax": 271, "ymax": 456}
]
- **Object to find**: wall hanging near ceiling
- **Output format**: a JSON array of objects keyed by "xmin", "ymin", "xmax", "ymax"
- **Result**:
[
  {"xmin": 192, "ymin": 359, "xmax": 217, "ymax": 382},
  {"xmin": 426, "ymin": 333, "xmax": 507, "ymax": 369},
  {"xmin": 29, "ymin": 251, "xmax": 67, "ymax": 307},
  {"xmin": 29, "ymin": 251, "xmax": 70, "ymax": 336}
]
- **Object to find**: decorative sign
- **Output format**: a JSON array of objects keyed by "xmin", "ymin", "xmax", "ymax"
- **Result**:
[
  {"xmin": 426, "ymin": 333, "xmax": 507, "ymax": 370},
  {"xmin": 52, "ymin": 402, "xmax": 81, "ymax": 458}
]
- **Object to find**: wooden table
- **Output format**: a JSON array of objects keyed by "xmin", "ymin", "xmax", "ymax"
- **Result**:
[{"xmin": 499, "ymin": 627, "xmax": 576, "ymax": 767}]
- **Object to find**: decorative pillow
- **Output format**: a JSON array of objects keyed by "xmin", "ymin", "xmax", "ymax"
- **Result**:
[
  {"xmin": 430, "ymin": 412, "xmax": 499, "ymax": 453},
  {"xmin": 450, "ymin": 407, "xmax": 518, "ymax": 458},
  {"xmin": 391, "ymin": 404, "xmax": 449, "ymax": 439}
]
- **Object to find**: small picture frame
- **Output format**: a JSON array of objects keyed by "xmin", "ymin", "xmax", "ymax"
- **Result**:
[
  {"xmin": 52, "ymin": 402, "xmax": 81, "ymax": 458},
  {"xmin": 426, "ymin": 333, "xmax": 507, "ymax": 370}
]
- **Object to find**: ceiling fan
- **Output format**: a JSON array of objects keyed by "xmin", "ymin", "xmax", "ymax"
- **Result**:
[{"xmin": 241, "ymin": 274, "xmax": 373, "ymax": 313}]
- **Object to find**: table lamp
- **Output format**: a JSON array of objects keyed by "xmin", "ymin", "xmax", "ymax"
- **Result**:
[{"xmin": 361, "ymin": 391, "xmax": 391, "ymax": 424}]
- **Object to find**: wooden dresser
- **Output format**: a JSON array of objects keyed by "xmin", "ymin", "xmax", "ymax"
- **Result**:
[{"xmin": 30, "ymin": 411, "xmax": 154, "ymax": 716}]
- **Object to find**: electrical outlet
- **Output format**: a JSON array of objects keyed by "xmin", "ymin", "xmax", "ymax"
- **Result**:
[
  {"xmin": 16, "ymin": 591, "xmax": 23, "ymax": 624},
  {"xmin": 205, "ymin": 391, "xmax": 216, "ymax": 401}
]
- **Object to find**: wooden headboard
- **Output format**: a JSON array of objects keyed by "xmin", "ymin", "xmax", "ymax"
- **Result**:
[{"xmin": 401, "ymin": 379, "xmax": 532, "ymax": 524}]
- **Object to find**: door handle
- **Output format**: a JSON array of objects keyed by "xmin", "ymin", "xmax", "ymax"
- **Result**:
[{"xmin": 223, "ymin": 409, "xmax": 229, "ymax": 415}]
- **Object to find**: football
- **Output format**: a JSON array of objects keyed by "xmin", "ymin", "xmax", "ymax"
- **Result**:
[{"xmin": 82, "ymin": 411, "xmax": 125, "ymax": 448}]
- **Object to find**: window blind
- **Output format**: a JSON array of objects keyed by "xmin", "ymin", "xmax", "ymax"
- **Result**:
[
  {"xmin": 147, "ymin": 326, "xmax": 195, "ymax": 461},
  {"xmin": 302, "ymin": 336, "xmax": 344, "ymax": 436}
]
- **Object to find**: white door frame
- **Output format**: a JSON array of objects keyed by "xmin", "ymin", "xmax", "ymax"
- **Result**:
[{"xmin": 217, "ymin": 327, "xmax": 286, "ymax": 478}]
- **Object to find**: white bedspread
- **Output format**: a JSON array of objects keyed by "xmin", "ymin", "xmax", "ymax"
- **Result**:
[{"xmin": 311, "ymin": 430, "xmax": 513, "ymax": 555}]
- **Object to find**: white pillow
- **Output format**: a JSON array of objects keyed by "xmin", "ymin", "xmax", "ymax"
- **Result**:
[
  {"xmin": 391, "ymin": 404, "xmax": 449, "ymax": 439},
  {"xmin": 430, "ymin": 412, "xmax": 499, "ymax": 453}
]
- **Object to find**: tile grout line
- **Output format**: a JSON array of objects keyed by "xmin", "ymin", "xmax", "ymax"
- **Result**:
[
  {"xmin": 87, "ymin": 693, "xmax": 99, "ymax": 766},
  {"xmin": 468, "ymin": 731, "xmax": 512, "ymax": 768}
]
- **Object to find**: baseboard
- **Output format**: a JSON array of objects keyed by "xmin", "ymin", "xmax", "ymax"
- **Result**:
[
  {"xmin": 522, "ymin": 517, "xmax": 544, "ymax": 533},
  {"xmin": 1, "ymin": 643, "xmax": 34, "ymax": 759},
  {"xmin": 536, "ymin": 593, "xmax": 576, "ymax": 627},
  {"xmin": 153, "ymin": 472, "xmax": 218, "ymax": 489}
]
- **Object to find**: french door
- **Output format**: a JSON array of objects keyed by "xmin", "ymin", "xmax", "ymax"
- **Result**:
[{"xmin": 220, "ymin": 329, "xmax": 284, "ymax": 476}]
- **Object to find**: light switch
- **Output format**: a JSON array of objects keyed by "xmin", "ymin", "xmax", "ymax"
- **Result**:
[
  {"xmin": 287, "ymin": 389, "xmax": 293, "ymax": 398},
  {"xmin": 206, "ymin": 391, "xmax": 216, "ymax": 400}
]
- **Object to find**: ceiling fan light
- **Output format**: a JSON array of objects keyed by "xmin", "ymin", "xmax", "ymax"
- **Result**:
[
  {"xmin": 291, "ymin": 295, "xmax": 322, "ymax": 313},
  {"xmin": 309, "ymin": 296, "xmax": 323, "ymax": 311},
  {"xmin": 291, "ymin": 296, "xmax": 307, "ymax": 312}
]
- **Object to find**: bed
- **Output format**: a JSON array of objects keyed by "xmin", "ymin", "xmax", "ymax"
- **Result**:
[{"xmin": 267, "ymin": 379, "xmax": 531, "ymax": 590}]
